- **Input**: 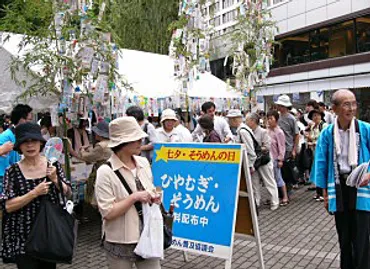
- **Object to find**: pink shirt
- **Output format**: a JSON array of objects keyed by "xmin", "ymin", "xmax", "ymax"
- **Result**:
[{"xmin": 268, "ymin": 126, "xmax": 286, "ymax": 161}]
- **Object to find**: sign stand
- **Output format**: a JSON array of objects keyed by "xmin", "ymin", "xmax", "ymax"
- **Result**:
[
  {"xmin": 241, "ymin": 149, "xmax": 265, "ymax": 269},
  {"xmin": 153, "ymin": 143, "xmax": 265, "ymax": 269}
]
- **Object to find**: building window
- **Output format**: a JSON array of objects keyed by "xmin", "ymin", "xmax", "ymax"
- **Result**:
[
  {"xmin": 275, "ymin": 33, "xmax": 310, "ymax": 67},
  {"xmin": 273, "ymin": 16, "xmax": 367, "ymax": 68},
  {"xmin": 211, "ymin": 16, "xmax": 221, "ymax": 27},
  {"xmin": 310, "ymin": 28, "xmax": 329, "ymax": 61},
  {"xmin": 329, "ymin": 21, "xmax": 355, "ymax": 57},
  {"xmin": 222, "ymin": 0, "xmax": 234, "ymax": 9},
  {"xmin": 222, "ymin": 10, "xmax": 236, "ymax": 24},
  {"xmin": 356, "ymin": 16, "xmax": 370, "ymax": 53}
]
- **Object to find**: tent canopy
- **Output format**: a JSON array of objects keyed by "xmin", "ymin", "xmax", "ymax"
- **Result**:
[
  {"xmin": 119, "ymin": 49, "xmax": 241, "ymax": 99},
  {"xmin": 0, "ymin": 33, "xmax": 241, "ymax": 114},
  {"xmin": 0, "ymin": 33, "xmax": 58, "ymax": 114}
]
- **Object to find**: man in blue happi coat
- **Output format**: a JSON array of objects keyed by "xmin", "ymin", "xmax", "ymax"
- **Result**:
[{"xmin": 312, "ymin": 89, "xmax": 370, "ymax": 269}]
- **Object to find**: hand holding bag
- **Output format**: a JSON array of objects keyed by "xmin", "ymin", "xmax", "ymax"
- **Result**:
[
  {"xmin": 25, "ymin": 177, "xmax": 76, "ymax": 264},
  {"xmin": 134, "ymin": 203, "xmax": 164, "ymax": 259}
]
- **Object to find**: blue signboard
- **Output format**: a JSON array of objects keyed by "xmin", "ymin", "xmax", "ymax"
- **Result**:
[{"xmin": 152, "ymin": 143, "xmax": 242, "ymax": 259}]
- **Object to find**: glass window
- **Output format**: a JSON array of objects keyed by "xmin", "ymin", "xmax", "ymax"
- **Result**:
[
  {"xmin": 222, "ymin": 0, "xmax": 234, "ymax": 9},
  {"xmin": 329, "ymin": 20, "xmax": 355, "ymax": 58},
  {"xmin": 356, "ymin": 16, "xmax": 370, "ymax": 53},
  {"xmin": 274, "ymin": 33, "xmax": 310, "ymax": 67},
  {"xmin": 271, "ymin": 16, "xmax": 370, "ymax": 69},
  {"xmin": 310, "ymin": 28, "xmax": 329, "ymax": 61}
]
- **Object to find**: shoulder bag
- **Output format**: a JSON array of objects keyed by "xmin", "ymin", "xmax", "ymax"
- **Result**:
[
  {"xmin": 106, "ymin": 162, "xmax": 173, "ymax": 250},
  {"xmin": 240, "ymin": 127, "xmax": 271, "ymax": 169},
  {"xmin": 25, "ymin": 177, "xmax": 76, "ymax": 264}
]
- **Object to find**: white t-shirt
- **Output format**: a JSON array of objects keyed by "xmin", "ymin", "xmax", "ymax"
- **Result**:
[
  {"xmin": 192, "ymin": 116, "xmax": 233, "ymax": 142},
  {"xmin": 176, "ymin": 124, "xmax": 193, "ymax": 142},
  {"xmin": 156, "ymin": 128, "xmax": 181, "ymax": 143}
]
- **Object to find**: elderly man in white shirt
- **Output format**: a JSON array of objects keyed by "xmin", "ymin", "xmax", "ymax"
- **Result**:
[
  {"xmin": 246, "ymin": 113, "xmax": 280, "ymax": 210},
  {"xmin": 192, "ymin": 101, "xmax": 233, "ymax": 142}
]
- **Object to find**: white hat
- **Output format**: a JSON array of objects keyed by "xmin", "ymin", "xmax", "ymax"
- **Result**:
[
  {"xmin": 160, "ymin": 109, "xmax": 178, "ymax": 123},
  {"xmin": 226, "ymin": 109, "xmax": 242, "ymax": 118},
  {"xmin": 275, "ymin": 95, "xmax": 293, "ymax": 107},
  {"xmin": 107, "ymin": 117, "xmax": 148, "ymax": 148}
]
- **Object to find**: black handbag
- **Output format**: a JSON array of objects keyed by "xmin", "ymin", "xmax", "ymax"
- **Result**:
[
  {"xmin": 106, "ymin": 162, "xmax": 173, "ymax": 250},
  {"xmin": 160, "ymin": 204, "xmax": 174, "ymax": 249},
  {"xmin": 25, "ymin": 177, "xmax": 76, "ymax": 264}
]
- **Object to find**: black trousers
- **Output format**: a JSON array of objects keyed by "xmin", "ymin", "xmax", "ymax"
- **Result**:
[
  {"xmin": 335, "ymin": 210, "xmax": 370, "ymax": 269},
  {"xmin": 15, "ymin": 255, "xmax": 56, "ymax": 269}
]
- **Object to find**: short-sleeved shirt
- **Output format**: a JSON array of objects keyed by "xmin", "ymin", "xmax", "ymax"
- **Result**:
[
  {"xmin": 278, "ymin": 113, "xmax": 299, "ymax": 152},
  {"xmin": 0, "ymin": 128, "xmax": 20, "ymax": 177},
  {"xmin": 141, "ymin": 121, "xmax": 158, "ymax": 161},
  {"xmin": 1, "ymin": 162, "xmax": 69, "ymax": 260}
]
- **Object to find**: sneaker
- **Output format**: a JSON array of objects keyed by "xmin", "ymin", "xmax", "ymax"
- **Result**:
[
  {"xmin": 270, "ymin": 204, "xmax": 279, "ymax": 211},
  {"xmin": 319, "ymin": 196, "xmax": 324, "ymax": 202}
]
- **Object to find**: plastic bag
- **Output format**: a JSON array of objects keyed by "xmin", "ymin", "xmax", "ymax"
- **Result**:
[{"xmin": 134, "ymin": 203, "xmax": 164, "ymax": 259}]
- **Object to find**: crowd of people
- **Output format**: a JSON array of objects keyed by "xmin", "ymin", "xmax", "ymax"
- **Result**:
[{"xmin": 0, "ymin": 88, "xmax": 369, "ymax": 269}]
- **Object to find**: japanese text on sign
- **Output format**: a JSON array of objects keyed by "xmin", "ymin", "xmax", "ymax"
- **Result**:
[
  {"xmin": 155, "ymin": 146, "xmax": 240, "ymax": 164},
  {"xmin": 172, "ymin": 238, "xmax": 215, "ymax": 254},
  {"xmin": 161, "ymin": 173, "xmax": 220, "ymax": 214}
]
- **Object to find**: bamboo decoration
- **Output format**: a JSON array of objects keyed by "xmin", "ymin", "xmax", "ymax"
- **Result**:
[
  {"xmin": 229, "ymin": 0, "xmax": 278, "ymax": 107},
  {"xmin": 1, "ymin": 0, "xmax": 124, "ymax": 180},
  {"xmin": 169, "ymin": 0, "xmax": 214, "ymax": 113}
]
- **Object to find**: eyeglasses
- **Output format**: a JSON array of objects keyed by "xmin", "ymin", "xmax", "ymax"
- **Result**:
[{"xmin": 340, "ymin": 101, "xmax": 358, "ymax": 109}]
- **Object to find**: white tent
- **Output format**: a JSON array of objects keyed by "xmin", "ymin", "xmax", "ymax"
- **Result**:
[
  {"xmin": 119, "ymin": 49, "xmax": 176, "ymax": 98},
  {"xmin": 119, "ymin": 49, "xmax": 241, "ymax": 99},
  {"xmin": 0, "ymin": 33, "xmax": 241, "ymax": 114},
  {"xmin": 0, "ymin": 33, "xmax": 58, "ymax": 114}
]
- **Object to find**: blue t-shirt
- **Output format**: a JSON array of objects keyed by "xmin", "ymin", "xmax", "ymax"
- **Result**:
[{"xmin": 0, "ymin": 128, "xmax": 20, "ymax": 177}]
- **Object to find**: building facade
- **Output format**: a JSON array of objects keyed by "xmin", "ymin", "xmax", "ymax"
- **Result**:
[{"xmin": 209, "ymin": 0, "xmax": 370, "ymax": 121}]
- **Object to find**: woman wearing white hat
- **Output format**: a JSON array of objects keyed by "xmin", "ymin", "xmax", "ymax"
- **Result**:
[
  {"xmin": 95, "ymin": 117, "xmax": 161, "ymax": 269},
  {"xmin": 156, "ymin": 109, "xmax": 181, "ymax": 143}
]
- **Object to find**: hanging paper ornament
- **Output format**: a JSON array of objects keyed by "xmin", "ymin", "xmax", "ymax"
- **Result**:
[{"xmin": 94, "ymin": 75, "xmax": 108, "ymax": 103}]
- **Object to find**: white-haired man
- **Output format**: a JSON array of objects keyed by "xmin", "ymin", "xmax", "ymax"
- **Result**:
[{"xmin": 312, "ymin": 89, "xmax": 370, "ymax": 269}]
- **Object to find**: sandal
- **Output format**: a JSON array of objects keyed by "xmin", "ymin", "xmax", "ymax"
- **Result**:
[{"xmin": 280, "ymin": 200, "xmax": 289, "ymax": 206}]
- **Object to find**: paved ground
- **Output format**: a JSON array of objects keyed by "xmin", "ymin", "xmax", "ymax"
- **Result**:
[{"xmin": 0, "ymin": 186, "xmax": 341, "ymax": 269}]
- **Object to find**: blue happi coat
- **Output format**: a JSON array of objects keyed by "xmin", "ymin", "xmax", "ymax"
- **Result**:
[{"xmin": 312, "ymin": 120, "xmax": 370, "ymax": 213}]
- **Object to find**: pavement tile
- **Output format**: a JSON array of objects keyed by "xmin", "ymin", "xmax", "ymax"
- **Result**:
[{"xmin": 0, "ymin": 187, "xmax": 342, "ymax": 269}]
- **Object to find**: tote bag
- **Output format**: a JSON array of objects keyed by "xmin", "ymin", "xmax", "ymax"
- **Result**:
[{"xmin": 25, "ymin": 178, "xmax": 76, "ymax": 264}]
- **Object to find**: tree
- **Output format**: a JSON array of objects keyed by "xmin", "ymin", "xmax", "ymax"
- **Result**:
[
  {"xmin": 103, "ymin": 0, "xmax": 179, "ymax": 54},
  {"xmin": 1, "ymin": 0, "xmax": 178, "ymax": 55}
]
